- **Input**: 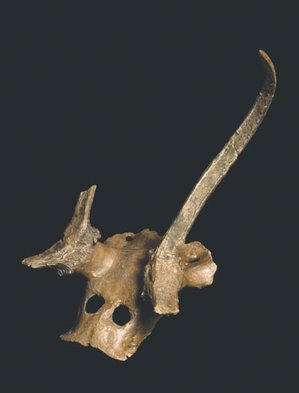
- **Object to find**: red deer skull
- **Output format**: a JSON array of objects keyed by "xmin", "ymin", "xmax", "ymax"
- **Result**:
[{"xmin": 22, "ymin": 50, "xmax": 276, "ymax": 360}]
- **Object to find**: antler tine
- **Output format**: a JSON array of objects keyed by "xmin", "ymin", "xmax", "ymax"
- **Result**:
[
  {"xmin": 22, "ymin": 51, "xmax": 277, "ymax": 359},
  {"xmin": 64, "ymin": 185, "xmax": 99, "ymax": 242},
  {"xmin": 22, "ymin": 185, "xmax": 100, "ymax": 273}
]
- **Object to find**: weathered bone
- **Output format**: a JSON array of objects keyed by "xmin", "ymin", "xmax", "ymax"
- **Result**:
[
  {"xmin": 23, "ymin": 186, "xmax": 100, "ymax": 275},
  {"xmin": 144, "ymin": 50, "xmax": 277, "ymax": 314},
  {"xmin": 22, "ymin": 50, "xmax": 276, "ymax": 360}
]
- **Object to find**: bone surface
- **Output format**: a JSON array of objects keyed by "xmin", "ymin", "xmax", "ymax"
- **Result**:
[
  {"xmin": 144, "ymin": 50, "xmax": 276, "ymax": 314},
  {"xmin": 22, "ymin": 50, "xmax": 276, "ymax": 360}
]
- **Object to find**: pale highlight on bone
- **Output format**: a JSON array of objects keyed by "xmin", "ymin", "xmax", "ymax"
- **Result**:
[
  {"xmin": 22, "ymin": 50, "xmax": 276, "ymax": 360},
  {"xmin": 144, "ymin": 50, "xmax": 276, "ymax": 314}
]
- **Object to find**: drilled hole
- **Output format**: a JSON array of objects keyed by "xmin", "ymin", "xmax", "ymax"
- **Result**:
[
  {"xmin": 126, "ymin": 236, "xmax": 134, "ymax": 242},
  {"xmin": 112, "ymin": 305, "xmax": 131, "ymax": 326},
  {"xmin": 85, "ymin": 295, "xmax": 105, "ymax": 313}
]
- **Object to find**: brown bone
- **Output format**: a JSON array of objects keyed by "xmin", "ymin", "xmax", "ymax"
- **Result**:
[
  {"xmin": 144, "ymin": 50, "xmax": 277, "ymax": 314},
  {"xmin": 22, "ymin": 50, "xmax": 276, "ymax": 361},
  {"xmin": 23, "ymin": 186, "xmax": 216, "ymax": 360}
]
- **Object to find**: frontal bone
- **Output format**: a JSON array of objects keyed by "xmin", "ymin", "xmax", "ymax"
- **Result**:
[{"xmin": 22, "ymin": 50, "xmax": 276, "ymax": 361}]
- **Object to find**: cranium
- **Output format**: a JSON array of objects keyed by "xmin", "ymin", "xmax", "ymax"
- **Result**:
[{"xmin": 23, "ymin": 50, "xmax": 276, "ymax": 361}]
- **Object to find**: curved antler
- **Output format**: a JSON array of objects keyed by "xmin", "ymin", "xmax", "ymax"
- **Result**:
[{"xmin": 145, "ymin": 50, "xmax": 277, "ymax": 314}]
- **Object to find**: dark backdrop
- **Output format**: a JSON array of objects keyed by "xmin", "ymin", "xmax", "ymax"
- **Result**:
[{"xmin": 2, "ymin": 2, "xmax": 297, "ymax": 392}]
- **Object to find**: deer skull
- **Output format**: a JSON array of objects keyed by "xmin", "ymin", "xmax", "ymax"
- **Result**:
[{"xmin": 22, "ymin": 50, "xmax": 276, "ymax": 360}]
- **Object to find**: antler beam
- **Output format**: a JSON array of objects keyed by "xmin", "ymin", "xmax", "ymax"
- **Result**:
[
  {"xmin": 144, "ymin": 50, "xmax": 276, "ymax": 314},
  {"xmin": 22, "ymin": 50, "xmax": 276, "ymax": 360}
]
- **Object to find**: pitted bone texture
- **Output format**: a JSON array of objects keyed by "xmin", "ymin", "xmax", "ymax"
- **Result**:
[
  {"xmin": 23, "ymin": 187, "xmax": 216, "ymax": 360},
  {"xmin": 22, "ymin": 50, "xmax": 276, "ymax": 360}
]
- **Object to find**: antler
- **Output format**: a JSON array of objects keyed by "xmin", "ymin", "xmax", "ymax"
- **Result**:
[
  {"xmin": 63, "ymin": 185, "xmax": 100, "ymax": 244},
  {"xmin": 22, "ymin": 51, "xmax": 277, "ymax": 361},
  {"xmin": 144, "ymin": 50, "xmax": 277, "ymax": 314},
  {"xmin": 22, "ymin": 185, "xmax": 100, "ymax": 274}
]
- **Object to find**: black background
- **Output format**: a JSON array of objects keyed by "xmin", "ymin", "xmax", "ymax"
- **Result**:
[{"xmin": 2, "ymin": 1, "xmax": 297, "ymax": 392}]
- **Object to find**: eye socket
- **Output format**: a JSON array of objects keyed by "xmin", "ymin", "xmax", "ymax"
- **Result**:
[
  {"xmin": 85, "ymin": 295, "xmax": 105, "ymax": 313},
  {"xmin": 112, "ymin": 305, "xmax": 131, "ymax": 326},
  {"xmin": 125, "ymin": 236, "xmax": 134, "ymax": 242}
]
